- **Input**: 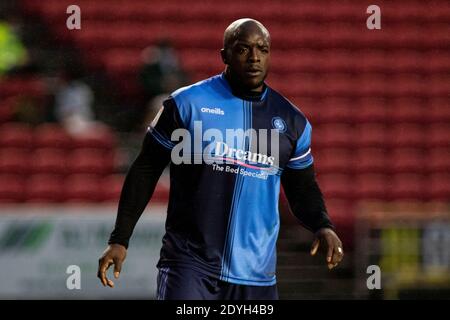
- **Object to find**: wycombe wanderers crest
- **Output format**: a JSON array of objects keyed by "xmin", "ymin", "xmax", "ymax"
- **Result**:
[{"xmin": 271, "ymin": 117, "xmax": 286, "ymax": 133}]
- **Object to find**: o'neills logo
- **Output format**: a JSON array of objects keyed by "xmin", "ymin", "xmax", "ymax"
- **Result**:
[
  {"xmin": 214, "ymin": 142, "xmax": 275, "ymax": 166},
  {"xmin": 201, "ymin": 107, "xmax": 224, "ymax": 115}
]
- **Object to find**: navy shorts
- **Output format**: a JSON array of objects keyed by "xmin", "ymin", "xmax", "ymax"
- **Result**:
[{"xmin": 156, "ymin": 266, "xmax": 279, "ymax": 300}]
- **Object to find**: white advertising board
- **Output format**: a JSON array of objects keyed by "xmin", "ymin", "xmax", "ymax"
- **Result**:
[{"xmin": 0, "ymin": 205, "xmax": 166, "ymax": 299}]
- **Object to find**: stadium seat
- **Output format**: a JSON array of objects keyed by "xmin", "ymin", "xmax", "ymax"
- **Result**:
[
  {"xmin": 34, "ymin": 123, "xmax": 72, "ymax": 149},
  {"xmin": 390, "ymin": 148, "xmax": 426, "ymax": 174},
  {"xmin": 0, "ymin": 77, "xmax": 45, "ymax": 99},
  {"xmin": 426, "ymin": 147, "xmax": 450, "ymax": 174},
  {"xmin": 388, "ymin": 124, "xmax": 425, "ymax": 148},
  {"xmin": 315, "ymin": 98, "xmax": 355, "ymax": 124},
  {"xmin": 316, "ymin": 173, "xmax": 353, "ymax": 200},
  {"xmin": 353, "ymin": 148, "xmax": 387, "ymax": 174},
  {"xmin": 354, "ymin": 124, "xmax": 388, "ymax": 148},
  {"xmin": 315, "ymin": 148, "xmax": 352, "ymax": 174},
  {"xmin": 100, "ymin": 174, "xmax": 125, "ymax": 202},
  {"xmin": 62, "ymin": 174, "xmax": 102, "ymax": 202},
  {"xmin": 354, "ymin": 174, "xmax": 388, "ymax": 200},
  {"xmin": 0, "ymin": 98, "xmax": 15, "ymax": 124},
  {"xmin": 426, "ymin": 98, "xmax": 450, "ymax": 123},
  {"xmin": 30, "ymin": 148, "xmax": 67, "ymax": 175},
  {"xmin": 428, "ymin": 124, "xmax": 450, "ymax": 147},
  {"xmin": 71, "ymin": 124, "xmax": 116, "ymax": 150},
  {"xmin": 152, "ymin": 181, "xmax": 170, "ymax": 203},
  {"xmin": 388, "ymin": 174, "xmax": 425, "ymax": 200},
  {"xmin": 0, "ymin": 148, "xmax": 30, "ymax": 175},
  {"xmin": 313, "ymin": 124, "xmax": 353, "ymax": 148},
  {"xmin": 387, "ymin": 98, "xmax": 425, "ymax": 123},
  {"xmin": 67, "ymin": 148, "xmax": 115, "ymax": 175},
  {"xmin": 353, "ymin": 98, "xmax": 388, "ymax": 123},
  {"xmin": 426, "ymin": 173, "xmax": 450, "ymax": 200},
  {"xmin": 0, "ymin": 122, "xmax": 33, "ymax": 149},
  {"xmin": 0, "ymin": 174, "xmax": 25, "ymax": 202},
  {"xmin": 25, "ymin": 174, "xmax": 64, "ymax": 202}
]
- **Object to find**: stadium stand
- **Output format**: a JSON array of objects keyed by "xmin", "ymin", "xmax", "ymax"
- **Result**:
[
  {"xmin": 0, "ymin": 0, "xmax": 445, "ymax": 221},
  {"xmin": 0, "ymin": 0, "xmax": 447, "ymax": 299}
]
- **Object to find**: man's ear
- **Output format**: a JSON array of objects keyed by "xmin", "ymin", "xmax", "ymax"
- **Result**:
[{"xmin": 220, "ymin": 48, "xmax": 228, "ymax": 64}]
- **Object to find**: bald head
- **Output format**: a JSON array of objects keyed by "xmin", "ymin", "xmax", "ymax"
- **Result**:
[
  {"xmin": 223, "ymin": 18, "xmax": 271, "ymax": 50},
  {"xmin": 220, "ymin": 18, "xmax": 271, "ymax": 93}
]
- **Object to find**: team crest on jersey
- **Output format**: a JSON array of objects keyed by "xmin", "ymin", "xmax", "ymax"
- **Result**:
[{"xmin": 271, "ymin": 117, "xmax": 286, "ymax": 133}]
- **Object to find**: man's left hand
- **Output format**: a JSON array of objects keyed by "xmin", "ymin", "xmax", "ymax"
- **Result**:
[{"xmin": 310, "ymin": 228, "xmax": 344, "ymax": 270}]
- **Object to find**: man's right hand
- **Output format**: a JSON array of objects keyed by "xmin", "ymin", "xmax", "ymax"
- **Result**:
[{"xmin": 97, "ymin": 244, "xmax": 127, "ymax": 288}]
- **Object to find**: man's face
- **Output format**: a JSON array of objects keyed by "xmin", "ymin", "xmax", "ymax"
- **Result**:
[{"xmin": 223, "ymin": 26, "xmax": 271, "ymax": 92}]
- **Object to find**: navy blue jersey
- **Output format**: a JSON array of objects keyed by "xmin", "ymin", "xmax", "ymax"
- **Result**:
[{"xmin": 150, "ymin": 74, "xmax": 313, "ymax": 286}]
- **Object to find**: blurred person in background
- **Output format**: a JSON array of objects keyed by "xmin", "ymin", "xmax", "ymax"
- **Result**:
[
  {"xmin": 139, "ymin": 39, "xmax": 188, "ymax": 103},
  {"xmin": 0, "ymin": 16, "xmax": 28, "ymax": 76},
  {"xmin": 98, "ymin": 18, "xmax": 343, "ymax": 300},
  {"xmin": 54, "ymin": 64, "xmax": 97, "ymax": 135}
]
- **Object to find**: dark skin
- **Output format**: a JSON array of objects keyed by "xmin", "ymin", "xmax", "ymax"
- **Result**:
[
  {"xmin": 97, "ymin": 244, "xmax": 126, "ymax": 287},
  {"xmin": 221, "ymin": 18, "xmax": 271, "ymax": 94},
  {"xmin": 97, "ymin": 19, "xmax": 343, "ymax": 288}
]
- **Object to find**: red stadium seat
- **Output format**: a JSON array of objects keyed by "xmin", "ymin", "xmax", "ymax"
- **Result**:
[
  {"xmin": 103, "ymin": 49, "xmax": 143, "ymax": 75},
  {"xmin": 426, "ymin": 173, "xmax": 450, "ymax": 200},
  {"xmin": 428, "ymin": 124, "xmax": 450, "ymax": 147},
  {"xmin": 353, "ymin": 148, "xmax": 387, "ymax": 174},
  {"xmin": 426, "ymin": 98, "xmax": 450, "ymax": 123},
  {"xmin": 0, "ymin": 77, "xmax": 46, "ymax": 99},
  {"xmin": 387, "ymin": 98, "xmax": 425, "ymax": 123},
  {"xmin": 0, "ymin": 148, "xmax": 30, "ymax": 175},
  {"xmin": 316, "ymin": 173, "xmax": 353, "ymax": 200},
  {"xmin": 100, "ymin": 174, "xmax": 125, "ymax": 202},
  {"xmin": 353, "ymin": 99, "xmax": 388, "ymax": 123},
  {"xmin": 389, "ymin": 124, "xmax": 425, "ymax": 148},
  {"xmin": 427, "ymin": 147, "xmax": 450, "ymax": 174},
  {"xmin": 71, "ymin": 125, "xmax": 116, "ymax": 150},
  {"xmin": 25, "ymin": 174, "xmax": 64, "ymax": 202},
  {"xmin": 314, "ymin": 148, "xmax": 352, "ymax": 174},
  {"xmin": 0, "ymin": 174, "xmax": 25, "ymax": 202},
  {"xmin": 354, "ymin": 174, "xmax": 388, "ymax": 200},
  {"xmin": 390, "ymin": 148, "xmax": 426, "ymax": 174},
  {"xmin": 359, "ymin": 74, "xmax": 388, "ymax": 97},
  {"xmin": 313, "ymin": 124, "xmax": 353, "ymax": 148},
  {"xmin": 0, "ymin": 123, "xmax": 33, "ymax": 149},
  {"xmin": 62, "ymin": 174, "xmax": 102, "ymax": 202},
  {"xmin": 67, "ymin": 148, "xmax": 114, "ymax": 176},
  {"xmin": 354, "ymin": 124, "xmax": 388, "ymax": 148},
  {"xmin": 30, "ymin": 148, "xmax": 67, "ymax": 175},
  {"xmin": 388, "ymin": 174, "xmax": 425, "ymax": 200},
  {"xmin": 0, "ymin": 98, "xmax": 15, "ymax": 124},
  {"xmin": 34, "ymin": 123, "xmax": 72, "ymax": 149},
  {"xmin": 315, "ymin": 98, "xmax": 355, "ymax": 124},
  {"xmin": 152, "ymin": 181, "xmax": 170, "ymax": 203}
]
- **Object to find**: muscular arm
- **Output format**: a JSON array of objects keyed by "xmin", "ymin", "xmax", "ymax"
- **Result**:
[
  {"xmin": 108, "ymin": 132, "xmax": 171, "ymax": 248},
  {"xmin": 281, "ymin": 164, "xmax": 334, "ymax": 233}
]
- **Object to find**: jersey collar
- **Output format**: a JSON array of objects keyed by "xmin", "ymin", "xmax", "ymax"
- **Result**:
[{"xmin": 219, "ymin": 73, "xmax": 268, "ymax": 102}]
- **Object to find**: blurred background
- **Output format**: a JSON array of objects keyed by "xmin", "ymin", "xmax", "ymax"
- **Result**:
[{"xmin": 0, "ymin": 0, "xmax": 448, "ymax": 299}]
